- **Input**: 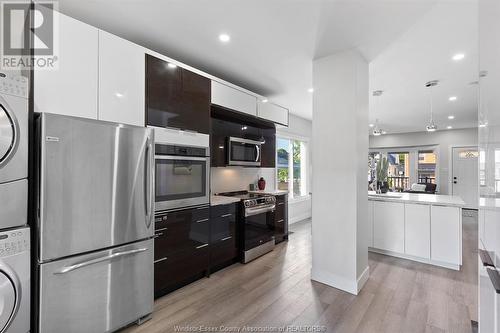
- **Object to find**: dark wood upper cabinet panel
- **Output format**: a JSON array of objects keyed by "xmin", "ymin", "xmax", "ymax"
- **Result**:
[{"xmin": 146, "ymin": 54, "xmax": 210, "ymax": 134}]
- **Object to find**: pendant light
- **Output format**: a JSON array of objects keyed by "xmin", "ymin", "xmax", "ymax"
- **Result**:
[
  {"xmin": 425, "ymin": 80, "xmax": 439, "ymax": 132},
  {"xmin": 372, "ymin": 90, "xmax": 384, "ymax": 136}
]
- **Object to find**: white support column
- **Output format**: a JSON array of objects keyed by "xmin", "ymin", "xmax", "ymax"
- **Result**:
[{"xmin": 311, "ymin": 50, "xmax": 369, "ymax": 295}]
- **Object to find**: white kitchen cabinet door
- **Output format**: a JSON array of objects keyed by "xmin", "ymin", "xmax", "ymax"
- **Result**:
[
  {"xmin": 98, "ymin": 31, "xmax": 145, "ymax": 126},
  {"xmin": 211, "ymin": 81, "xmax": 257, "ymax": 116},
  {"xmin": 33, "ymin": 8, "xmax": 98, "ymax": 120},
  {"xmin": 431, "ymin": 205, "xmax": 461, "ymax": 265},
  {"xmin": 373, "ymin": 201, "xmax": 405, "ymax": 253},
  {"xmin": 405, "ymin": 203, "xmax": 430, "ymax": 259},
  {"xmin": 257, "ymin": 101, "xmax": 289, "ymax": 126},
  {"xmin": 368, "ymin": 200, "xmax": 374, "ymax": 247}
]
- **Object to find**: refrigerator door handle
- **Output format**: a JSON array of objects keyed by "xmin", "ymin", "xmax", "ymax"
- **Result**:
[
  {"xmin": 144, "ymin": 136, "xmax": 153, "ymax": 229},
  {"xmin": 53, "ymin": 248, "xmax": 148, "ymax": 275}
]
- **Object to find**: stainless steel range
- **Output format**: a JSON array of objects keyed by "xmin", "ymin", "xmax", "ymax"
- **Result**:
[{"xmin": 218, "ymin": 191, "xmax": 276, "ymax": 263}]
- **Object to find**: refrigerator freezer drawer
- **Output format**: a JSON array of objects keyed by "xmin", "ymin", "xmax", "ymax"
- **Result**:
[{"xmin": 38, "ymin": 239, "xmax": 153, "ymax": 333}]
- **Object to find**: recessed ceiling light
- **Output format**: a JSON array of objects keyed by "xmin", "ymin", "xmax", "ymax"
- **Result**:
[
  {"xmin": 448, "ymin": 115, "xmax": 455, "ymax": 120},
  {"xmin": 167, "ymin": 63, "xmax": 177, "ymax": 69},
  {"xmin": 369, "ymin": 124, "xmax": 374, "ymax": 128},
  {"xmin": 479, "ymin": 122, "xmax": 488, "ymax": 128},
  {"xmin": 115, "ymin": 92, "xmax": 124, "ymax": 98},
  {"xmin": 219, "ymin": 145, "xmax": 224, "ymax": 149},
  {"xmin": 452, "ymin": 53, "xmax": 465, "ymax": 61},
  {"xmin": 308, "ymin": 88, "xmax": 314, "ymax": 93},
  {"xmin": 262, "ymin": 99, "xmax": 268, "ymax": 103},
  {"xmin": 241, "ymin": 126, "xmax": 247, "ymax": 130},
  {"xmin": 447, "ymin": 126, "xmax": 453, "ymax": 129},
  {"xmin": 219, "ymin": 34, "xmax": 230, "ymax": 43},
  {"xmin": 449, "ymin": 96, "xmax": 457, "ymax": 101}
]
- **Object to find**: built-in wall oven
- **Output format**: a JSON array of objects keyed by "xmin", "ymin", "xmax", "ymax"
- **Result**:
[
  {"xmin": 155, "ymin": 144, "xmax": 210, "ymax": 211},
  {"xmin": 227, "ymin": 137, "xmax": 261, "ymax": 166}
]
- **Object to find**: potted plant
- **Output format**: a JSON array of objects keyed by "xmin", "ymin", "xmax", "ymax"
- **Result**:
[{"xmin": 376, "ymin": 157, "xmax": 389, "ymax": 193}]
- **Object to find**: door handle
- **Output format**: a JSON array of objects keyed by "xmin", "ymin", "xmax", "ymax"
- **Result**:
[
  {"xmin": 144, "ymin": 136, "xmax": 154, "ymax": 229},
  {"xmin": 54, "ymin": 248, "xmax": 148, "ymax": 274}
]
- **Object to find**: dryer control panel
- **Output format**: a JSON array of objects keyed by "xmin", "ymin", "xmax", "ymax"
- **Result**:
[
  {"xmin": 0, "ymin": 227, "xmax": 29, "ymax": 257},
  {"xmin": 0, "ymin": 72, "xmax": 28, "ymax": 98}
]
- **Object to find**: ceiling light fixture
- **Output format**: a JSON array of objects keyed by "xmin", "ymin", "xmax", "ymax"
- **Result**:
[
  {"xmin": 219, "ymin": 34, "xmax": 230, "ymax": 43},
  {"xmin": 452, "ymin": 53, "xmax": 465, "ymax": 61},
  {"xmin": 425, "ymin": 80, "xmax": 439, "ymax": 132},
  {"xmin": 115, "ymin": 92, "xmax": 124, "ymax": 98},
  {"xmin": 308, "ymin": 88, "xmax": 314, "ymax": 93},
  {"xmin": 262, "ymin": 99, "xmax": 268, "ymax": 103},
  {"xmin": 448, "ymin": 96, "xmax": 457, "ymax": 101},
  {"xmin": 372, "ymin": 90, "xmax": 385, "ymax": 136},
  {"xmin": 447, "ymin": 126, "xmax": 453, "ymax": 129},
  {"xmin": 448, "ymin": 115, "xmax": 455, "ymax": 120}
]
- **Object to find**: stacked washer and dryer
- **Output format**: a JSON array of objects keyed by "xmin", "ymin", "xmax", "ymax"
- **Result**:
[{"xmin": 0, "ymin": 70, "xmax": 30, "ymax": 333}]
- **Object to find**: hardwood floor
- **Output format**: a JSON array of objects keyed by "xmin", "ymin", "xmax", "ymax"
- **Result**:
[{"xmin": 122, "ymin": 212, "xmax": 477, "ymax": 333}]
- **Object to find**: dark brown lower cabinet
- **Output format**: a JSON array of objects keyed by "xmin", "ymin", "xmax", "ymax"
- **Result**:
[
  {"xmin": 274, "ymin": 194, "xmax": 288, "ymax": 243},
  {"xmin": 210, "ymin": 203, "xmax": 239, "ymax": 272},
  {"xmin": 154, "ymin": 206, "xmax": 210, "ymax": 298}
]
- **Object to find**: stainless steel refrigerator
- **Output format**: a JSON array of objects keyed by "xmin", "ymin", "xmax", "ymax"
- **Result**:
[{"xmin": 34, "ymin": 113, "xmax": 155, "ymax": 333}]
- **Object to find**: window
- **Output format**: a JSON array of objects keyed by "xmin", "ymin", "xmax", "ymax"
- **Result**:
[
  {"xmin": 387, "ymin": 152, "xmax": 410, "ymax": 190},
  {"xmin": 418, "ymin": 150, "xmax": 437, "ymax": 184},
  {"xmin": 276, "ymin": 137, "xmax": 308, "ymax": 198}
]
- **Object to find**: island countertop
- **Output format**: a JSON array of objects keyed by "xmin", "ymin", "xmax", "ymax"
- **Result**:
[{"xmin": 368, "ymin": 191, "xmax": 465, "ymax": 207}]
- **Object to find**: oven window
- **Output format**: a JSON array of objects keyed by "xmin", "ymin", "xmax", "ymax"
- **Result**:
[
  {"xmin": 230, "ymin": 142, "xmax": 259, "ymax": 162},
  {"xmin": 155, "ymin": 159, "xmax": 207, "ymax": 201},
  {"xmin": 244, "ymin": 212, "xmax": 274, "ymax": 250}
]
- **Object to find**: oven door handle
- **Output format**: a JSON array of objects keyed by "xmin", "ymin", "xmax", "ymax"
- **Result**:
[
  {"xmin": 154, "ymin": 155, "xmax": 209, "ymax": 161},
  {"xmin": 245, "ymin": 204, "xmax": 275, "ymax": 217}
]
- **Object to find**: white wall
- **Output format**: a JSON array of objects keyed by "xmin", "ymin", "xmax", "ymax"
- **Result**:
[
  {"xmin": 312, "ymin": 50, "xmax": 369, "ymax": 295},
  {"xmin": 369, "ymin": 127, "xmax": 478, "ymax": 194},
  {"xmin": 277, "ymin": 114, "xmax": 313, "ymax": 224}
]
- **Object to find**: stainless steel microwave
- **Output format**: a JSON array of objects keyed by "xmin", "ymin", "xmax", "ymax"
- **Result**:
[
  {"xmin": 227, "ymin": 137, "xmax": 261, "ymax": 166},
  {"xmin": 155, "ymin": 144, "xmax": 210, "ymax": 211}
]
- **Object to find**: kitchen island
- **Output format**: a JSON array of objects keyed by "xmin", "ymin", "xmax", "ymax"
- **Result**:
[{"xmin": 368, "ymin": 191, "xmax": 465, "ymax": 270}]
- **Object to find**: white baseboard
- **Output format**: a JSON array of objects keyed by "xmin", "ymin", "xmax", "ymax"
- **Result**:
[
  {"xmin": 357, "ymin": 266, "xmax": 370, "ymax": 293},
  {"xmin": 311, "ymin": 268, "xmax": 359, "ymax": 295},
  {"xmin": 368, "ymin": 247, "xmax": 460, "ymax": 271},
  {"xmin": 289, "ymin": 212, "xmax": 312, "ymax": 224}
]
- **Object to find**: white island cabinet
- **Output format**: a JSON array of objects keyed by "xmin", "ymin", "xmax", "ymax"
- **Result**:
[{"xmin": 368, "ymin": 192, "xmax": 464, "ymax": 270}]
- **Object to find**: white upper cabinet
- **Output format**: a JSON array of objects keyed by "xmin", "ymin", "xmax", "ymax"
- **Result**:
[
  {"xmin": 257, "ymin": 101, "xmax": 289, "ymax": 126},
  {"xmin": 33, "ymin": 8, "xmax": 98, "ymax": 120},
  {"xmin": 211, "ymin": 81, "xmax": 257, "ymax": 116},
  {"xmin": 98, "ymin": 31, "xmax": 145, "ymax": 126}
]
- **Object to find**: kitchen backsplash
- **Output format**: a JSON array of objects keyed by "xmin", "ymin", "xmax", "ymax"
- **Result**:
[{"xmin": 211, "ymin": 167, "xmax": 276, "ymax": 194}]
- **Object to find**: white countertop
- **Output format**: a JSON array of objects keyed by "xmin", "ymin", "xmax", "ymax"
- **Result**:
[
  {"xmin": 210, "ymin": 195, "xmax": 241, "ymax": 206},
  {"xmin": 249, "ymin": 190, "xmax": 289, "ymax": 196},
  {"xmin": 368, "ymin": 191, "xmax": 465, "ymax": 207}
]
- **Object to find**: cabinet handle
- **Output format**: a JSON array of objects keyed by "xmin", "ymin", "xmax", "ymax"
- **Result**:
[
  {"xmin": 277, "ymin": 219, "xmax": 284, "ymax": 223},
  {"xmin": 221, "ymin": 236, "xmax": 232, "ymax": 241},
  {"xmin": 221, "ymin": 214, "xmax": 232, "ymax": 218},
  {"xmin": 196, "ymin": 243, "xmax": 209, "ymax": 249},
  {"xmin": 196, "ymin": 218, "xmax": 209, "ymax": 223},
  {"xmin": 154, "ymin": 232, "xmax": 163, "ymax": 238},
  {"xmin": 278, "ymin": 202, "xmax": 285, "ymax": 206},
  {"xmin": 196, "ymin": 205, "xmax": 209, "ymax": 210},
  {"xmin": 154, "ymin": 257, "xmax": 168, "ymax": 264},
  {"xmin": 155, "ymin": 227, "xmax": 168, "ymax": 232}
]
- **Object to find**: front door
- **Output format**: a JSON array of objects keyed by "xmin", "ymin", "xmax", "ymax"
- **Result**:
[{"xmin": 452, "ymin": 147, "xmax": 479, "ymax": 209}]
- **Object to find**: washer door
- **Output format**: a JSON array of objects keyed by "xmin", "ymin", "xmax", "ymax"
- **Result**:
[
  {"xmin": 0, "ymin": 271, "xmax": 16, "ymax": 332},
  {"xmin": 0, "ymin": 103, "xmax": 17, "ymax": 167}
]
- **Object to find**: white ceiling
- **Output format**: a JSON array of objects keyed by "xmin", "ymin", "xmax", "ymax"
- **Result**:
[
  {"xmin": 57, "ymin": 0, "xmax": 445, "ymax": 122},
  {"xmin": 369, "ymin": 1, "xmax": 478, "ymax": 134}
]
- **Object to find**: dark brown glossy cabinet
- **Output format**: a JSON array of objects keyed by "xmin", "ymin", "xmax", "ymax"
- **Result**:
[
  {"xmin": 210, "ymin": 203, "xmax": 239, "ymax": 272},
  {"xmin": 274, "ymin": 194, "xmax": 288, "ymax": 243},
  {"xmin": 146, "ymin": 54, "xmax": 210, "ymax": 134},
  {"xmin": 154, "ymin": 206, "xmax": 210, "ymax": 297},
  {"xmin": 210, "ymin": 106, "xmax": 276, "ymax": 167}
]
